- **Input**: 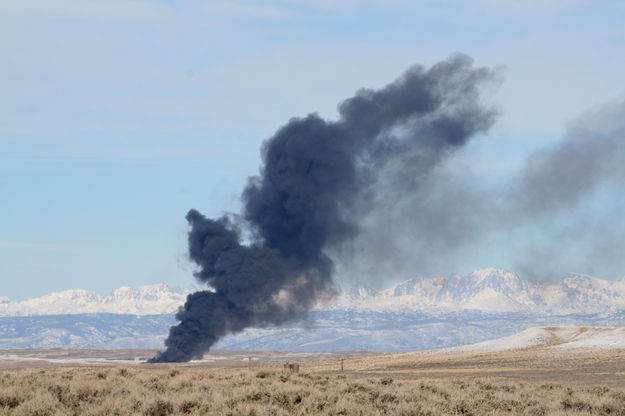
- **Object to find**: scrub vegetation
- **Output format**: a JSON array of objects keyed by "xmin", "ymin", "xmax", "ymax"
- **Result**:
[{"xmin": 1, "ymin": 364, "xmax": 625, "ymax": 415}]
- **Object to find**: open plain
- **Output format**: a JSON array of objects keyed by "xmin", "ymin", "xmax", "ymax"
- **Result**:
[{"xmin": 2, "ymin": 328, "xmax": 625, "ymax": 415}]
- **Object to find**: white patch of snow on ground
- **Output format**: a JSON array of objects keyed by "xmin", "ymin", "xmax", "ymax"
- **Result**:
[
  {"xmin": 450, "ymin": 327, "xmax": 555, "ymax": 352},
  {"xmin": 552, "ymin": 327, "xmax": 625, "ymax": 349},
  {"xmin": 0, "ymin": 355, "xmax": 147, "ymax": 365},
  {"xmin": 447, "ymin": 326, "xmax": 625, "ymax": 352}
]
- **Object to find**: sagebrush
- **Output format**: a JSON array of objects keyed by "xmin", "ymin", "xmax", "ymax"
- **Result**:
[{"xmin": 2, "ymin": 365, "xmax": 625, "ymax": 415}]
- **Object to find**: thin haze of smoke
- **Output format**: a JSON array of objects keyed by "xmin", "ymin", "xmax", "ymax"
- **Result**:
[
  {"xmin": 515, "ymin": 99, "xmax": 625, "ymax": 214},
  {"xmin": 509, "ymin": 98, "xmax": 625, "ymax": 279},
  {"xmin": 338, "ymin": 98, "xmax": 625, "ymax": 284},
  {"xmin": 150, "ymin": 54, "xmax": 498, "ymax": 362}
]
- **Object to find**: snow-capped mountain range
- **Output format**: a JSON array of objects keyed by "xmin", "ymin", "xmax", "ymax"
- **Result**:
[
  {"xmin": 2, "ymin": 268, "xmax": 625, "ymax": 317},
  {"xmin": 2, "ymin": 268, "xmax": 625, "ymax": 351},
  {"xmin": 330, "ymin": 268, "xmax": 625, "ymax": 314},
  {"xmin": 0, "ymin": 284, "xmax": 192, "ymax": 317}
]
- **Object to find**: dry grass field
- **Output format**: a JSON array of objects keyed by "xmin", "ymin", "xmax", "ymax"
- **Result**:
[{"xmin": 2, "ymin": 346, "xmax": 625, "ymax": 415}]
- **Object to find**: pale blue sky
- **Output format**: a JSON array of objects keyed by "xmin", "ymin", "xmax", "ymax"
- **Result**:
[{"xmin": 2, "ymin": 0, "xmax": 624, "ymax": 300}]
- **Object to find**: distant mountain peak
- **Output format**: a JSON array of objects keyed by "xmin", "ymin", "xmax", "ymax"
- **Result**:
[
  {"xmin": 469, "ymin": 267, "xmax": 512, "ymax": 277},
  {"xmin": 347, "ymin": 286, "xmax": 377, "ymax": 298}
]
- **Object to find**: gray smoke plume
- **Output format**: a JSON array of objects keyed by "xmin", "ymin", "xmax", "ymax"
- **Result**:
[
  {"xmin": 338, "ymin": 97, "xmax": 625, "ymax": 283},
  {"xmin": 508, "ymin": 98, "xmax": 625, "ymax": 279},
  {"xmin": 149, "ymin": 54, "xmax": 497, "ymax": 362},
  {"xmin": 514, "ymin": 99, "xmax": 625, "ymax": 214}
]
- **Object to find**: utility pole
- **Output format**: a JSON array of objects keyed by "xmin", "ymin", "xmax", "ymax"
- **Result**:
[
  {"xmin": 341, "ymin": 358, "xmax": 344, "ymax": 372},
  {"xmin": 248, "ymin": 356, "xmax": 251, "ymax": 371}
]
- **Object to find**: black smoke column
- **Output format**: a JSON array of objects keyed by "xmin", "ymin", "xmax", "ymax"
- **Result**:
[{"xmin": 149, "ymin": 54, "xmax": 497, "ymax": 362}]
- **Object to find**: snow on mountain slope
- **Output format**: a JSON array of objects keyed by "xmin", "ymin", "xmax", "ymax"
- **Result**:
[
  {"xmin": 2, "ymin": 268, "xmax": 625, "ymax": 317},
  {"xmin": 452, "ymin": 326, "xmax": 625, "ymax": 352},
  {"xmin": 0, "ymin": 314, "xmax": 176, "ymax": 348},
  {"xmin": 542, "ymin": 274, "xmax": 625, "ymax": 313},
  {"xmin": 318, "ymin": 268, "xmax": 625, "ymax": 314},
  {"xmin": 0, "ymin": 284, "xmax": 192, "ymax": 316},
  {"xmin": 434, "ymin": 269, "xmax": 538, "ymax": 312}
]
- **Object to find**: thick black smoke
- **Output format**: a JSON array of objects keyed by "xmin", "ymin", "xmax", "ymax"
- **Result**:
[{"xmin": 149, "ymin": 54, "xmax": 497, "ymax": 362}]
